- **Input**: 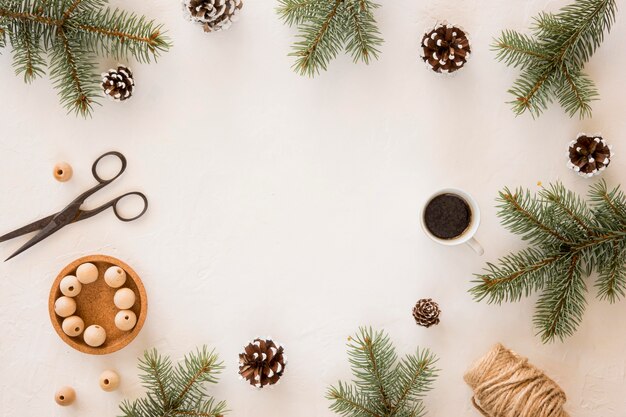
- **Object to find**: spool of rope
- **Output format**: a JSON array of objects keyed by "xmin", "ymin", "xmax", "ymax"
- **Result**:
[{"xmin": 464, "ymin": 344, "xmax": 569, "ymax": 417}]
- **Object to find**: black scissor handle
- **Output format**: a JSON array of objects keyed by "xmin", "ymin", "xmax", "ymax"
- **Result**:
[
  {"xmin": 92, "ymin": 151, "xmax": 128, "ymax": 184},
  {"xmin": 111, "ymin": 192, "xmax": 149, "ymax": 222}
]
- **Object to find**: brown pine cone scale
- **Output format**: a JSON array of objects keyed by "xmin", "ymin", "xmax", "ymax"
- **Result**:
[
  {"xmin": 238, "ymin": 338, "xmax": 286, "ymax": 388},
  {"xmin": 421, "ymin": 24, "xmax": 471, "ymax": 74},
  {"xmin": 413, "ymin": 299, "xmax": 441, "ymax": 328}
]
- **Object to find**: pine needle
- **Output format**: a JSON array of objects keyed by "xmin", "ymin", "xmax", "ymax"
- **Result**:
[
  {"xmin": 327, "ymin": 327, "xmax": 438, "ymax": 417},
  {"xmin": 120, "ymin": 346, "xmax": 227, "ymax": 417},
  {"xmin": 493, "ymin": 0, "xmax": 617, "ymax": 119},
  {"xmin": 277, "ymin": 0, "xmax": 383, "ymax": 76},
  {"xmin": 472, "ymin": 180, "xmax": 626, "ymax": 343}
]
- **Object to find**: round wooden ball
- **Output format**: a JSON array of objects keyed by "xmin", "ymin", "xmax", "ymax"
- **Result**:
[
  {"xmin": 60, "ymin": 275, "xmax": 82, "ymax": 297},
  {"xmin": 53, "ymin": 163, "xmax": 73, "ymax": 183},
  {"xmin": 104, "ymin": 266, "xmax": 126, "ymax": 288},
  {"xmin": 115, "ymin": 310, "xmax": 137, "ymax": 331},
  {"xmin": 54, "ymin": 296, "xmax": 76, "ymax": 317},
  {"xmin": 55, "ymin": 386, "xmax": 75, "ymax": 406},
  {"xmin": 62, "ymin": 316, "xmax": 85, "ymax": 337},
  {"xmin": 99, "ymin": 370, "xmax": 120, "ymax": 392},
  {"xmin": 84, "ymin": 325, "xmax": 107, "ymax": 347},
  {"xmin": 76, "ymin": 262, "xmax": 98, "ymax": 284},
  {"xmin": 114, "ymin": 288, "xmax": 136, "ymax": 309}
]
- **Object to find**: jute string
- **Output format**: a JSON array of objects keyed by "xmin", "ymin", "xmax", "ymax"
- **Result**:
[{"xmin": 463, "ymin": 344, "xmax": 570, "ymax": 417}]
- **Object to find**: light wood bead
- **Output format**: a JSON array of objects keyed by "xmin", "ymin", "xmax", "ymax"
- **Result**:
[
  {"xmin": 61, "ymin": 316, "xmax": 85, "ymax": 337},
  {"xmin": 76, "ymin": 262, "xmax": 98, "ymax": 284},
  {"xmin": 59, "ymin": 275, "xmax": 82, "ymax": 297},
  {"xmin": 115, "ymin": 310, "xmax": 137, "ymax": 331},
  {"xmin": 83, "ymin": 325, "xmax": 107, "ymax": 347},
  {"xmin": 54, "ymin": 386, "xmax": 76, "ymax": 406},
  {"xmin": 99, "ymin": 370, "xmax": 120, "ymax": 392},
  {"xmin": 114, "ymin": 288, "xmax": 136, "ymax": 309},
  {"xmin": 54, "ymin": 296, "xmax": 76, "ymax": 318},
  {"xmin": 53, "ymin": 162, "xmax": 73, "ymax": 182},
  {"xmin": 104, "ymin": 266, "xmax": 126, "ymax": 288}
]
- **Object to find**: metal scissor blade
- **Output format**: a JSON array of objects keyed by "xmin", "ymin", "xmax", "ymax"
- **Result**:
[
  {"xmin": 0, "ymin": 214, "xmax": 56, "ymax": 243},
  {"xmin": 5, "ymin": 219, "xmax": 64, "ymax": 261}
]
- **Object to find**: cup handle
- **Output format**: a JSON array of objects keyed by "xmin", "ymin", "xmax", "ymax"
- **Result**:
[{"xmin": 466, "ymin": 237, "xmax": 484, "ymax": 256}]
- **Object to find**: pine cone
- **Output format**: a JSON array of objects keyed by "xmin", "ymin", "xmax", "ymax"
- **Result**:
[
  {"xmin": 412, "ymin": 299, "xmax": 441, "ymax": 328},
  {"xmin": 101, "ymin": 66, "xmax": 134, "ymax": 101},
  {"xmin": 421, "ymin": 24, "xmax": 470, "ymax": 74},
  {"xmin": 238, "ymin": 338, "xmax": 286, "ymax": 388},
  {"xmin": 567, "ymin": 134, "xmax": 612, "ymax": 178},
  {"xmin": 184, "ymin": 0, "xmax": 243, "ymax": 33}
]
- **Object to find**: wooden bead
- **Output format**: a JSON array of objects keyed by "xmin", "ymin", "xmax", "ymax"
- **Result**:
[
  {"xmin": 104, "ymin": 266, "xmax": 126, "ymax": 288},
  {"xmin": 114, "ymin": 288, "xmax": 136, "ymax": 309},
  {"xmin": 62, "ymin": 316, "xmax": 84, "ymax": 337},
  {"xmin": 54, "ymin": 296, "xmax": 76, "ymax": 318},
  {"xmin": 59, "ymin": 275, "xmax": 82, "ymax": 297},
  {"xmin": 53, "ymin": 162, "xmax": 73, "ymax": 182},
  {"xmin": 83, "ymin": 324, "xmax": 106, "ymax": 347},
  {"xmin": 54, "ymin": 386, "xmax": 76, "ymax": 406},
  {"xmin": 99, "ymin": 370, "xmax": 120, "ymax": 392},
  {"xmin": 76, "ymin": 262, "xmax": 98, "ymax": 284},
  {"xmin": 115, "ymin": 310, "xmax": 137, "ymax": 331}
]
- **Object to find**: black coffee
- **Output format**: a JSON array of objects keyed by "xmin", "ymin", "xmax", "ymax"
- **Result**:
[{"xmin": 424, "ymin": 193, "xmax": 471, "ymax": 239}]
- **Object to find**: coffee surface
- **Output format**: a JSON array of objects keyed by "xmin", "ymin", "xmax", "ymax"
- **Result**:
[{"xmin": 424, "ymin": 194, "xmax": 471, "ymax": 239}]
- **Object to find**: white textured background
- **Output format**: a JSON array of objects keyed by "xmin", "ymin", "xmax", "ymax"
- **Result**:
[{"xmin": 1, "ymin": 0, "xmax": 626, "ymax": 416}]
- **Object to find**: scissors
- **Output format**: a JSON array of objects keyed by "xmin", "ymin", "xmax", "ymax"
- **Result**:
[{"xmin": 0, "ymin": 151, "xmax": 148, "ymax": 261}]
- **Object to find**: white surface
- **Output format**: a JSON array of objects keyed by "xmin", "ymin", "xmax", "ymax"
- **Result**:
[{"xmin": 1, "ymin": 0, "xmax": 626, "ymax": 416}]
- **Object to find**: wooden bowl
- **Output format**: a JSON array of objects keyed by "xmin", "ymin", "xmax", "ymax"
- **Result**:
[{"xmin": 48, "ymin": 255, "xmax": 147, "ymax": 355}]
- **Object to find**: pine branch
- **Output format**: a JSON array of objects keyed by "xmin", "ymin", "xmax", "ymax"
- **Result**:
[
  {"xmin": 277, "ymin": 0, "xmax": 383, "ymax": 76},
  {"xmin": 392, "ymin": 349, "xmax": 438, "ymax": 416},
  {"xmin": 472, "ymin": 181, "xmax": 626, "ymax": 343},
  {"xmin": 0, "ymin": 0, "xmax": 170, "ymax": 116},
  {"xmin": 534, "ymin": 255, "xmax": 586, "ymax": 342},
  {"xmin": 327, "ymin": 327, "xmax": 439, "ymax": 417},
  {"xmin": 493, "ymin": 0, "xmax": 617, "ymax": 118},
  {"xmin": 121, "ymin": 347, "xmax": 227, "ymax": 417},
  {"xmin": 343, "ymin": 0, "xmax": 382, "ymax": 64}
]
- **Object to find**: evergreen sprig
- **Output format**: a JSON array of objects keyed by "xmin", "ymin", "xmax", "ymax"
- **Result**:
[
  {"xmin": 0, "ymin": 0, "xmax": 170, "ymax": 117},
  {"xmin": 277, "ymin": 0, "xmax": 383, "ymax": 76},
  {"xmin": 471, "ymin": 181, "xmax": 626, "ymax": 343},
  {"xmin": 120, "ymin": 346, "xmax": 227, "ymax": 417},
  {"xmin": 493, "ymin": 0, "xmax": 617, "ymax": 119},
  {"xmin": 327, "ymin": 327, "xmax": 438, "ymax": 417}
]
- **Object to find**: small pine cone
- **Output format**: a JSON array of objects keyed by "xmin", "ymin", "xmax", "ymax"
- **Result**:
[
  {"xmin": 567, "ymin": 134, "xmax": 612, "ymax": 178},
  {"xmin": 238, "ymin": 338, "xmax": 286, "ymax": 388},
  {"xmin": 413, "ymin": 299, "xmax": 441, "ymax": 328},
  {"xmin": 184, "ymin": 0, "xmax": 243, "ymax": 33},
  {"xmin": 421, "ymin": 24, "xmax": 471, "ymax": 74},
  {"xmin": 101, "ymin": 66, "xmax": 134, "ymax": 101}
]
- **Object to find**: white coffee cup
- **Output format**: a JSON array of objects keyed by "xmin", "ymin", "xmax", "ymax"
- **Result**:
[{"xmin": 420, "ymin": 188, "xmax": 484, "ymax": 255}]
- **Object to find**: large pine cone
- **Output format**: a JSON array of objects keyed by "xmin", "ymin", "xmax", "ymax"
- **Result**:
[
  {"xmin": 101, "ymin": 66, "xmax": 134, "ymax": 101},
  {"xmin": 413, "ymin": 299, "xmax": 441, "ymax": 328},
  {"xmin": 421, "ymin": 24, "xmax": 470, "ymax": 74},
  {"xmin": 567, "ymin": 134, "xmax": 612, "ymax": 177},
  {"xmin": 238, "ymin": 338, "xmax": 286, "ymax": 388},
  {"xmin": 184, "ymin": 0, "xmax": 243, "ymax": 33}
]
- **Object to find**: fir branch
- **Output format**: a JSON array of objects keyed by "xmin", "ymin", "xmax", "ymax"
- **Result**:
[
  {"xmin": 472, "ymin": 181, "xmax": 626, "ymax": 343},
  {"xmin": 327, "ymin": 327, "xmax": 439, "ymax": 417},
  {"xmin": 277, "ymin": 0, "xmax": 383, "ymax": 76},
  {"xmin": 534, "ymin": 255, "xmax": 586, "ymax": 342},
  {"xmin": 493, "ymin": 0, "xmax": 617, "ymax": 118},
  {"xmin": 120, "ymin": 347, "xmax": 227, "ymax": 417},
  {"xmin": 0, "ymin": 0, "xmax": 170, "ymax": 116}
]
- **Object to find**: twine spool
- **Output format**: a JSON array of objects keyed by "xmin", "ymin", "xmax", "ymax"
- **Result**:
[{"xmin": 464, "ymin": 344, "xmax": 569, "ymax": 417}]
